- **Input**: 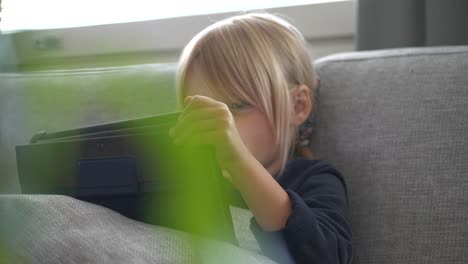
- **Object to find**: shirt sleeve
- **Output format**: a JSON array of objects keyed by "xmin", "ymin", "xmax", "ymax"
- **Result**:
[{"xmin": 250, "ymin": 172, "xmax": 353, "ymax": 264}]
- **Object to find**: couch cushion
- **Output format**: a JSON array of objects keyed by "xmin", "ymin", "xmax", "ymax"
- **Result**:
[
  {"xmin": 311, "ymin": 46, "xmax": 468, "ymax": 264},
  {"xmin": 0, "ymin": 64, "xmax": 178, "ymax": 193},
  {"xmin": 0, "ymin": 195, "xmax": 272, "ymax": 263}
]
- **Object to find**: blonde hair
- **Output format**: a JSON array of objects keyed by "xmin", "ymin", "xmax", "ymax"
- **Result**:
[{"xmin": 176, "ymin": 13, "xmax": 316, "ymax": 175}]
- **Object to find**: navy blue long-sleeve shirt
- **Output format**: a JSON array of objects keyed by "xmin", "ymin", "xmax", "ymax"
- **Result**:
[{"xmin": 228, "ymin": 158, "xmax": 353, "ymax": 264}]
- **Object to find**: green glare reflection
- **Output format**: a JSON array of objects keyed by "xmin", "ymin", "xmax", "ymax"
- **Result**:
[
  {"xmin": 133, "ymin": 126, "xmax": 240, "ymax": 262},
  {"xmin": 136, "ymin": 130, "xmax": 234, "ymax": 239},
  {"xmin": 13, "ymin": 59, "xmax": 243, "ymax": 261}
]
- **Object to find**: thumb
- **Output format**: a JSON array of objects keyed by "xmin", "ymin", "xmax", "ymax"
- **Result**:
[{"xmin": 183, "ymin": 96, "xmax": 193, "ymax": 107}]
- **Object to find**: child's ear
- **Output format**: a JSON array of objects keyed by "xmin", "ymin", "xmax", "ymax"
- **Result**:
[{"xmin": 290, "ymin": 85, "xmax": 312, "ymax": 126}]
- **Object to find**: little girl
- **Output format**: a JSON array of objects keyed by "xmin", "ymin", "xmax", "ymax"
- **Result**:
[{"xmin": 169, "ymin": 13, "xmax": 352, "ymax": 264}]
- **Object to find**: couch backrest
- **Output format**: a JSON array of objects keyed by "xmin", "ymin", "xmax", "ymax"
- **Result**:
[
  {"xmin": 311, "ymin": 46, "xmax": 468, "ymax": 264},
  {"xmin": 0, "ymin": 64, "xmax": 178, "ymax": 193},
  {"xmin": 1, "ymin": 46, "xmax": 467, "ymax": 263}
]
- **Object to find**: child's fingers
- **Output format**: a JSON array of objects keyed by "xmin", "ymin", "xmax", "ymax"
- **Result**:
[
  {"xmin": 186, "ymin": 95, "xmax": 220, "ymax": 106},
  {"xmin": 173, "ymin": 130, "xmax": 219, "ymax": 146},
  {"xmin": 180, "ymin": 95, "xmax": 227, "ymax": 120},
  {"xmin": 170, "ymin": 108, "xmax": 220, "ymax": 137},
  {"xmin": 171, "ymin": 95, "xmax": 235, "ymax": 145},
  {"xmin": 172, "ymin": 120, "xmax": 219, "ymax": 144},
  {"xmin": 221, "ymin": 169, "xmax": 233, "ymax": 182},
  {"xmin": 178, "ymin": 107, "xmax": 220, "ymax": 123},
  {"xmin": 183, "ymin": 96, "xmax": 193, "ymax": 106}
]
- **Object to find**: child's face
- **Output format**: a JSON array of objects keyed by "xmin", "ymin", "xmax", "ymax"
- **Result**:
[{"xmin": 185, "ymin": 70, "xmax": 282, "ymax": 175}]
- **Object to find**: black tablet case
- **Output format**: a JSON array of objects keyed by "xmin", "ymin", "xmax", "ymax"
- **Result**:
[{"xmin": 16, "ymin": 112, "xmax": 237, "ymax": 244}]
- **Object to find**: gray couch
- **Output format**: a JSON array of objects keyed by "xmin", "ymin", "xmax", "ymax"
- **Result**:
[{"xmin": 1, "ymin": 46, "xmax": 467, "ymax": 263}]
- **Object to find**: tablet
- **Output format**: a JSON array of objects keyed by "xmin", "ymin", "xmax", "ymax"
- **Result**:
[{"xmin": 16, "ymin": 112, "xmax": 237, "ymax": 244}]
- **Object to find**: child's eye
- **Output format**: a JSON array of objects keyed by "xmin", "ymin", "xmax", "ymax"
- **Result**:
[{"xmin": 228, "ymin": 101, "xmax": 251, "ymax": 111}]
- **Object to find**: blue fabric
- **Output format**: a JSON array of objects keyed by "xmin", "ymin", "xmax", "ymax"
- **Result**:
[{"xmin": 249, "ymin": 159, "xmax": 353, "ymax": 264}]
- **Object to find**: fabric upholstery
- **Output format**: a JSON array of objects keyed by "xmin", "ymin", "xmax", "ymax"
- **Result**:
[
  {"xmin": 1, "ymin": 45, "xmax": 467, "ymax": 263},
  {"xmin": 311, "ymin": 45, "xmax": 468, "ymax": 263},
  {"xmin": 0, "ymin": 195, "xmax": 270, "ymax": 264}
]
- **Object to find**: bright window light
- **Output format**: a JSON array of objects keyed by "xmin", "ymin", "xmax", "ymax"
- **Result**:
[{"xmin": 0, "ymin": 0, "xmax": 349, "ymax": 32}]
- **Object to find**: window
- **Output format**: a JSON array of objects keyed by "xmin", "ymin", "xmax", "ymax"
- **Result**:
[{"xmin": 1, "ymin": 0, "xmax": 348, "ymax": 32}]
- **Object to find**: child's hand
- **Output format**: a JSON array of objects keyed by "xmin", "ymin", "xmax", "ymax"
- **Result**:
[{"xmin": 169, "ymin": 95, "xmax": 250, "ymax": 174}]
